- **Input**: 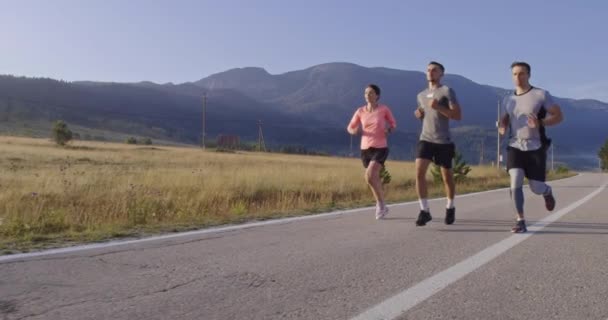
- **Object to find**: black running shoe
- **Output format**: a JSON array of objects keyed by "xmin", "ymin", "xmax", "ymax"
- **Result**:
[
  {"xmin": 416, "ymin": 210, "xmax": 432, "ymax": 226},
  {"xmin": 544, "ymin": 193, "xmax": 555, "ymax": 211},
  {"xmin": 511, "ymin": 220, "xmax": 527, "ymax": 233},
  {"xmin": 445, "ymin": 207, "xmax": 455, "ymax": 225}
]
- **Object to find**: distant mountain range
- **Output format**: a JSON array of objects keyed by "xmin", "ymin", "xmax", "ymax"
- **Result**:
[{"xmin": 1, "ymin": 62, "xmax": 607, "ymax": 169}]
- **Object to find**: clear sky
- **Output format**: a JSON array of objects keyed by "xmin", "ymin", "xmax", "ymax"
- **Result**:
[{"xmin": 2, "ymin": 0, "xmax": 607, "ymax": 101}]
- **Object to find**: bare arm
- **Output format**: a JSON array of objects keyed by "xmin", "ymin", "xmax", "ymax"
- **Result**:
[
  {"xmin": 528, "ymin": 104, "xmax": 563, "ymax": 128},
  {"xmin": 537, "ymin": 91, "xmax": 563, "ymax": 127},
  {"xmin": 498, "ymin": 114, "xmax": 509, "ymax": 135},
  {"xmin": 542, "ymin": 104, "xmax": 563, "ymax": 126},
  {"xmin": 430, "ymin": 99, "xmax": 462, "ymax": 120},
  {"xmin": 414, "ymin": 95, "xmax": 424, "ymax": 119},
  {"xmin": 414, "ymin": 107, "xmax": 424, "ymax": 119}
]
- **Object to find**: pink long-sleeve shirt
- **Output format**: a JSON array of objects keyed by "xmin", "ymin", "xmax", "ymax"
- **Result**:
[{"xmin": 348, "ymin": 104, "xmax": 397, "ymax": 150}]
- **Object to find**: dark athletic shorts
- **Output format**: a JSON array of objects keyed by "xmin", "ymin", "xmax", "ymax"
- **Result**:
[
  {"xmin": 416, "ymin": 140, "xmax": 455, "ymax": 169},
  {"xmin": 506, "ymin": 146, "xmax": 547, "ymax": 181},
  {"xmin": 361, "ymin": 147, "xmax": 389, "ymax": 168}
]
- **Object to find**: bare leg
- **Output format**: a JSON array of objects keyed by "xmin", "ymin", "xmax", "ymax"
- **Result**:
[
  {"xmin": 440, "ymin": 167, "xmax": 455, "ymax": 204},
  {"xmin": 365, "ymin": 161, "xmax": 385, "ymax": 207},
  {"xmin": 415, "ymin": 158, "xmax": 431, "ymax": 200}
]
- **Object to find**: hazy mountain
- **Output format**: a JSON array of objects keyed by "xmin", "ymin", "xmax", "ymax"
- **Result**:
[{"xmin": 2, "ymin": 62, "xmax": 607, "ymax": 169}]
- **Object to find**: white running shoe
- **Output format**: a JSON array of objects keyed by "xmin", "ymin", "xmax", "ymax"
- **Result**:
[{"xmin": 375, "ymin": 206, "xmax": 389, "ymax": 220}]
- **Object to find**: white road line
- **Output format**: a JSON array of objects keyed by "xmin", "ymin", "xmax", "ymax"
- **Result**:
[
  {"xmin": 0, "ymin": 173, "xmax": 582, "ymax": 263},
  {"xmin": 350, "ymin": 180, "xmax": 606, "ymax": 320}
]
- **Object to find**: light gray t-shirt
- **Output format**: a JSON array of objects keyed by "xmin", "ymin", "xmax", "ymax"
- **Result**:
[
  {"xmin": 502, "ymin": 87, "xmax": 555, "ymax": 151},
  {"xmin": 417, "ymin": 85, "xmax": 459, "ymax": 144}
]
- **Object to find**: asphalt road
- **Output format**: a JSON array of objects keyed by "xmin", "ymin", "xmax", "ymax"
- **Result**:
[{"xmin": 1, "ymin": 173, "xmax": 607, "ymax": 320}]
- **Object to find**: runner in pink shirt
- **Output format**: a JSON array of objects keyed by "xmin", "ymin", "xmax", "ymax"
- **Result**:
[{"xmin": 347, "ymin": 84, "xmax": 397, "ymax": 220}]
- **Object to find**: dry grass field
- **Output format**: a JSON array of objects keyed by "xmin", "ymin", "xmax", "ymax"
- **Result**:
[{"xmin": 0, "ymin": 136, "xmax": 573, "ymax": 252}]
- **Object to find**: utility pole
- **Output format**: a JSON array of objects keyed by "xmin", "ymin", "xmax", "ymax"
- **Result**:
[
  {"xmin": 496, "ymin": 99, "xmax": 501, "ymax": 168},
  {"xmin": 480, "ymin": 138, "xmax": 485, "ymax": 165},
  {"xmin": 202, "ymin": 94, "xmax": 207, "ymax": 150},
  {"xmin": 257, "ymin": 120, "xmax": 266, "ymax": 152},
  {"xmin": 349, "ymin": 135, "xmax": 353, "ymax": 157}
]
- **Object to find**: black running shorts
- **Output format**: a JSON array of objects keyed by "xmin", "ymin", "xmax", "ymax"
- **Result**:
[
  {"xmin": 361, "ymin": 147, "xmax": 389, "ymax": 168},
  {"xmin": 416, "ymin": 140, "xmax": 455, "ymax": 169},
  {"xmin": 506, "ymin": 146, "xmax": 547, "ymax": 181}
]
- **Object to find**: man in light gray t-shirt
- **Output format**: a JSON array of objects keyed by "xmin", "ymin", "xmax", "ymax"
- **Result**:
[
  {"xmin": 498, "ymin": 61, "xmax": 564, "ymax": 233},
  {"xmin": 417, "ymin": 85, "xmax": 459, "ymax": 144},
  {"xmin": 413, "ymin": 61, "xmax": 462, "ymax": 227},
  {"xmin": 503, "ymin": 86, "xmax": 555, "ymax": 151}
]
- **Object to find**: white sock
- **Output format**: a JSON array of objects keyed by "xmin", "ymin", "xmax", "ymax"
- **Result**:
[
  {"xmin": 517, "ymin": 217, "xmax": 525, "ymax": 221},
  {"xmin": 419, "ymin": 198, "xmax": 429, "ymax": 211},
  {"xmin": 446, "ymin": 198, "xmax": 454, "ymax": 209}
]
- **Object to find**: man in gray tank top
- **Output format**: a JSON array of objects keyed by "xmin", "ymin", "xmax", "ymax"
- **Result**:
[
  {"xmin": 413, "ymin": 61, "xmax": 462, "ymax": 227},
  {"xmin": 498, "ymin": 61, "xmax": 564, "ymax": 233}
]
